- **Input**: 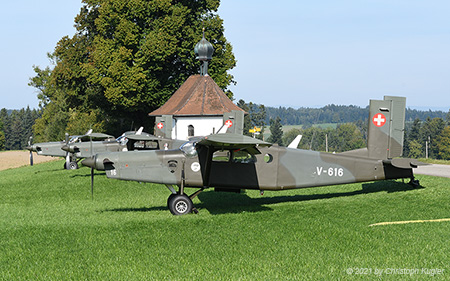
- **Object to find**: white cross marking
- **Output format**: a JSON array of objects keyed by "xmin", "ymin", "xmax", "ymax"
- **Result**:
[
  {"xmin": 373, "ymin": 114, "xmax": 386, "ymax": 127},
  {"xmin": 225, "ymin": 120, "xmax": 233, "ymax": 128}
]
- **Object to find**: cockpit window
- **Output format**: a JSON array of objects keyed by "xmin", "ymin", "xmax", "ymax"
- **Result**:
[
  {"xmin": 232, "ymin": 150, "xmax": 256, "ymax": 164},
  {"xmin": 181, "ymin": 141, "xmax": 198, "ymax": 158},
  {"xmin": 133, "ymin": 140, "xmax": 158, "ymax": 149},
  {"xmin": 212, "ymin": 150, "xmax": 230, "ymax": 162}
]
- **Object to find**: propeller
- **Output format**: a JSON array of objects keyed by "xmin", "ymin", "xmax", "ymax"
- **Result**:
[
  {"xmin": 27, "ymin": 136, "xmax": 33, "ymax": 166},
  {"xmin": 64, "ymin": 133, "xmax": 70, "ymax": 169},
  {"xmin": 81, "ymin": 157, "xmax": 95, "ymax": 199},
  {"xmin": 90, "ymin": 165, "xmax": 94, "ymax": 199},
  {"xmin": 82, "ymin": 156, "xmax": 113, "ymax": 200},
  {"xmin": 89, "ymin": 133, "xmax": 94, "ymax": 199}
]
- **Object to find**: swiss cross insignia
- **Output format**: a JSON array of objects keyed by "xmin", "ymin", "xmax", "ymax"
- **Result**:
[{"xmin": 372, "ymin": 113, "xmax": 386, "ymax": 127}]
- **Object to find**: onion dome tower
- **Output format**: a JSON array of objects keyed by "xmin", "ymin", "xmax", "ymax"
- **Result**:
[
  {"xmin": 149, "ymin": 30, "xmax": 244, "ymax": 140},
  {"xmin": 194, "ymin": 29, "xmax": 214, "ymax": 76}
]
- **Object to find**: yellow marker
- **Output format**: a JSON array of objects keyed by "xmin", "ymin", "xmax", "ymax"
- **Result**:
[{"xmin": 369, "ymin": 218, "xmax": 450, "ymax": 227}]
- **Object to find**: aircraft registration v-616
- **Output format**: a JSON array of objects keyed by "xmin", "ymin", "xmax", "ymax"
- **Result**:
[{"xmin": 83, "ymin": 96, "xmax": 424, "ymax": 215}]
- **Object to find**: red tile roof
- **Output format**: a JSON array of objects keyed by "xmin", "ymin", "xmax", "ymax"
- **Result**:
[{"xmin": 149, "ymin": 75, "xmax": 244, "ymax": 116}]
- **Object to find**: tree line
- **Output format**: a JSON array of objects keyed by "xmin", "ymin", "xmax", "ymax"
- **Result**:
[
  {"xmin": 2, "ymin": 101, "xmax": 449, "ymax": 159},
  {"xmin": 0, "ymin": 107, "xmax": 40, "ymax": 151},
  {"xmin": 239, "ymin": 100, "xmax": 450, "ymax": 159},
  {"xmin": 266, "ymin": 104, "xmax": 447, "ymax": 126}
]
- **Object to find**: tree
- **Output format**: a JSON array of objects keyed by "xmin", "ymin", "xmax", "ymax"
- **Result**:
[
  {"xmin": 408, "ymin": 140, "xmax": 423, "ymax": 159},
  {"xmin": 20, "ymin": 107, "xmax": 36, "ymax": 148},
  {"xmin": 268, "ymin": 117, "xmax": 283, "ymax": 145},
  {"xmin": 420, "ymin": 117, "xmax": 445, "ymax": 159},
  {"xmin": 0, "ymin": 119, "xmax": 5, "ymax": 151},
  {"xmin": 403, "ymin": 118, "xmax": 421, "ymax": 157},
  {"xmin": 31, "ymin": 0, "xmax": 236, "ymax": 138},
  {"xmin": 0, "ymin": 109, "xmax": 10, "ymax": 149},
  {"xmin": 334, "ymin": 123, "xmax": 365, "ymax": 152},
  {"xmin": 436, "ymin": 126, "xmax": 450, "ymax": 160},
  {"xmin": 447, "ymin": 110, "xmax": 450, "ymax": 125}
]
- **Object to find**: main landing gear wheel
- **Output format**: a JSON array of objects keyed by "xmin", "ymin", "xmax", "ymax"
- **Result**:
[
  {"xmin": 167, "ymin": 193, "xmax": 177, "ymax": 207},
  {"xmin": 66, "ymin": 161, "xmax": 79, "ymax": 170},
  {"xmin": 168, "ymin": 194, "xmax": 193, "ymax": 215}
]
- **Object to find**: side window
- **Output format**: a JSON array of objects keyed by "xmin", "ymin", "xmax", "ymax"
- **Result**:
[
  {"xmin": 212, "ymin": 150, "xmax": 230, "ymax": 162},
  {"xmin": 188, "ymin": 125, "xmax": 194, "ymax": 137},
  {"xmin": 132, "ymin": 140, "xmax": 159, "ymax": 150},
  {"xmin": 232, "ymin": 150, "xmax": 256, "ymax": 164}
]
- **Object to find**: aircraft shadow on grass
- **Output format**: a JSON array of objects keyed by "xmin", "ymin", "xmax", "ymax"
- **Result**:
[
  {"xmin": 101, "ymin": 180, "xmax": 423, "ymax": 215},
  {"xmin": 70, "ymin": 171, "xmax": 106, "ymax": 178}
]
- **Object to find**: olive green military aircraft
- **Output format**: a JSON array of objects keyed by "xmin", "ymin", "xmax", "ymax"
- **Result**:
[
  {"xmin": 61, "ymin": 128, "xmax": 184, "ymax": 169},
  {"xmin": 28, "ymin": 128, "xmax": 181, "ymax": 169},
  {"xmin": 27, "ymin": 130, "xmax": 117, "ymax": 169},
  {"xmin": 82, "ymin": 96, "xmax": 423, "ymax": 215}
]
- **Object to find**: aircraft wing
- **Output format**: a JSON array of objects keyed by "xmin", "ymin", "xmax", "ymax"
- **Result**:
[
  {"xmin": 126, "ymin": 134, "xmax": 160, "ymax": 141},
  {"xmin": 79, "ymin": 133, "xmax": 115, "ymax": 141},
  {"xmin": 197, "ymin": 133, "xmax": 271, "ymax": 154}
]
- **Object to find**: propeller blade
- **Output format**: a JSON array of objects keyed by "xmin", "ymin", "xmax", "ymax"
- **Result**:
[
  {"xmin": 64, "ymin": 133, "xmax": 71, "ymax": 169},
  {"xmin": 28, "ymin": 136, "xmax": 33, "ymax": 166},
  {"xmin": 65, "ymin": 152, "xmax": 71, "ymax": 170},
  {"xmin": 91, "ymin": 167, "xmax": 94, "ymax": 199}
]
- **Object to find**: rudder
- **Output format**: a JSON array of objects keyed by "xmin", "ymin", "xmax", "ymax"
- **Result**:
[{"xmin": 367, "ymin": 96, "xmax": 406, "ymax": 159}]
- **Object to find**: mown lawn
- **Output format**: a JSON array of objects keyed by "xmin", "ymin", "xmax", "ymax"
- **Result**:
[{"xmin": 1, "ymin": 160, "xmax": 449, "ymax": 280}]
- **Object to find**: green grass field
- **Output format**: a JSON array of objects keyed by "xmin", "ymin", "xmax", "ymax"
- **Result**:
[{"xmin": 1, "ymin": 160, "xmax": 449, "ymax": 280}]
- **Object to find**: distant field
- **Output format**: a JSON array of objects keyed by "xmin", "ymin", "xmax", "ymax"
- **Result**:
[
  {"xmin": 1, "ymin": 160, "xmax": 449, "ymax": 280},
  {"xmin": 0, "ymin": 151, "xmax": 57, "ymax": 171}
]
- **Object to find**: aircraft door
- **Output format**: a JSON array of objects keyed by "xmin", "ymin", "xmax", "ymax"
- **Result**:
[{"xmin": 255, "ymin": 149, "xmax": 278, "ymax": 190}]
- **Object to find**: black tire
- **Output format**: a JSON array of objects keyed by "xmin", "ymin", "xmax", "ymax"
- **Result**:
[
  {"xmin": 167, "ymin": 193, "xmax": 177, "ymax": 208},
  {"xmin": 168, "ymin": 194, "xmax": 193, "ymax": 215},
  {"xmin": 67, "ymin": 161, "xmax": 79, "ymax": 170}
]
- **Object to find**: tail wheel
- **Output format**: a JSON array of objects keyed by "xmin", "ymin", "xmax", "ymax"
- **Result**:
[{"xmin": 168, "ymin": 194, "xmax": 193, "ymax": 215}]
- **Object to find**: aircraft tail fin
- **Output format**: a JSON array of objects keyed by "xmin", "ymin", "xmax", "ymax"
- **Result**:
[
  {"xmin": 221, "ymin": 110, "xmax": 244, "ymax": 134},
  {"xmin": 154, "ymin": 115, "xmax": 173, "ymax": 139},
  {"xmin": 367, "ymin": 96, "xmax": 406, "ymax": 159}
]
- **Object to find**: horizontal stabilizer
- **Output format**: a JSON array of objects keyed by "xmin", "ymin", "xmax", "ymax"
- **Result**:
[{"xmin": 383, "ymin": 158, "xmax": 429, "ymax": 169}]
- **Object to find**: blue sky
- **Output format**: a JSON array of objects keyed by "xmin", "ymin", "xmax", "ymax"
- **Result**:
[{"xmin": 1, "ymin": 0, "xmax": 449, "ymax": 111}]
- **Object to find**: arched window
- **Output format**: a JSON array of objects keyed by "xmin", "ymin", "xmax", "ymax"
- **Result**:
[{"xmin": 188, "ymin": 125, "xmax": 194, "ymax": 137}]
